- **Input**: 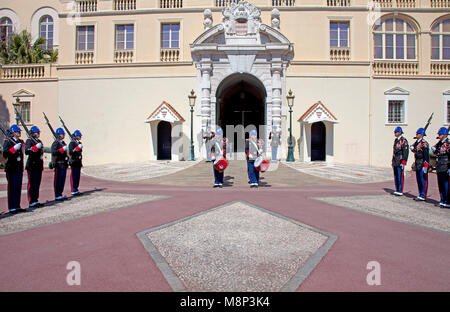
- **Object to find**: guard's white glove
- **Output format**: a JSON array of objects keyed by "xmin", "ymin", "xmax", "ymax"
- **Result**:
[
  {"xmin": 400, "ymin": 164, "xmax": 405, "ymax": 170},
  {"xmin": 409, "ymin": 146, "xmax": 414, "ymax": 151},
  {"xmin": 211, "ymin": 156, "xmax": 216, "ymax": 161},
  {"xmin": 447, "ymin": 169, "xmax": 450, "ymax": 175},
  {"xmin": 75, "ymin": 144, "xmax": 83, "ymax": 151},
  {"xmin": 248, "ymin": 154, "xmax": 253, "ymax": 159},
  {"xmin": 63, "ymin": 145, "xmax": 68, "ymax": 151},
  {"xmin": 13, "ymin": 143, "xmax": 22, "ymax": 151},
  {"xmin": 431, "ymin": 146, "xmax": 436, "ymax": 152},
  {"xmin": 423, "ymin": 167, "xmax": 428, "ymax": 174},
  {"xmin": 258, "ymin": 149, "xmax": 263, "ymax": 154},
  {"xmin": 36, "ymin": 143, "xmax": 42, "ymax": 149}
]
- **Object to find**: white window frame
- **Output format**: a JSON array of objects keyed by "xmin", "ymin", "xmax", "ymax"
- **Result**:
[
  {"xmin": 160, "ymin": 21, "xmax": 181, "ymax": 49},
  {"xmin": 115, "ymin": 23, "xmax": 135, "ymax": 51},
  {"xmin": 329, "ymin": 21, "xmax": 350, "ymax": 48},
  {"xmin": 385, "ymin": 87, "xmax": 409, "ymax": 125},
  {"xmin": 76, "ymin": 24, "xmax": 96, "ymax": 51},
  {"xmin": 373, "ymin": 17, "xmax": 417, "ymax": 60},
  {"xmin": 31, "ymin": 7, "xmax": 59, "ymax": 49},
  {"xmin": 39, "ymin": 16, "xmax": 54, "ymax": 50},
  {"xmin": 431, "ymin": 19, "xmax": 450, "ymax": 61},
  {"xmin": 444, "ymin": 90, "xmax": 450, "ymax": 125}
]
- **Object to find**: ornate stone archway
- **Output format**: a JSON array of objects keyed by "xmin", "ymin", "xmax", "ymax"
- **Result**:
[{"xmin": 190, "ymin": 1, "xmax": 294, "ymax": 158}]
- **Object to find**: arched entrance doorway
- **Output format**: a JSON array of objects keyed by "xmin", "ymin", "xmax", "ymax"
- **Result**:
[
  {"xmin": 157, "ymin": 121, "xmax": 172, "ymax": 160},
  {"xmin": 311, "ymin": 121, "xmax": 326, "ymax": 161},
  {"xmin": 216, "ymin": 73, "xmax": 266, "ymax": 153}
]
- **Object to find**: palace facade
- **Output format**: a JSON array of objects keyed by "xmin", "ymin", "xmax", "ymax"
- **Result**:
[{"xmin": 0, "ymin": 0, "xmax": 449, "ymax": 167}]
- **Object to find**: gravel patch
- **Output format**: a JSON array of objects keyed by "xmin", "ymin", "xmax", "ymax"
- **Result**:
[
  {"xmin": 82, "ymin": 160, "xmax": 201, "ymax": 182},
  {"xmin": 142, "ymin": 201, "xmax": 332, "ymax": 292},
  {"xmin": 283, "ymin": 162, "xmax": 401, "ymax": 183},
  {"xmin": 0, "ymin": 192, "xmax": 167, "ymax": 235},
  {"xmin": 314, "ymin": 195, "xmax": 450, "ymax": 233}
]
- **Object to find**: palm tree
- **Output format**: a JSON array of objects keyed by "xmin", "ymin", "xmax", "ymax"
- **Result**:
[{"xmin": 0, "ymin": 30, "xmax": 58, "ymax": 64}]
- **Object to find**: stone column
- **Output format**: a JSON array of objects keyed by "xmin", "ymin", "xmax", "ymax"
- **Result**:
[
  {"xmin": 200, "ymin": 60, "xmax": 212, "ymax": 131},
  {"xmin": 271, "ymin": 61, "xmax": 282, "ymax": 129}
]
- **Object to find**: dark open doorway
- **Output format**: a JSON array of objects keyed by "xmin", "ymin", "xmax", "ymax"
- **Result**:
[
  {"xmin": 157, "ymin": 121, "xmax": 172, "ymax": 160},
  {"xmin": 216, "ymin": 73, "xmax": 266, "ymax": 152},
  {"xmin": 311, "ymin": 121, "xmax": 326, "ymax": 161}
]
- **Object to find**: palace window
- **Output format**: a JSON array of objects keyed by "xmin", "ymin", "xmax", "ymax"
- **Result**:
[
  {"xmin": 19, "ymin": 102, "xmax": 31, "ymax": 123},
  {"xmin": 0, "ymin": 17, "xmax": 13, "ymax": 46},
  {"xmin": 388, "ymin": 100, "xmax": 405, "ymax": 124},
  {"xmin": 161, "ymin": 23, "xmax": 180, "ymax": 49},
  {"xmin": 115, "ymin": 24, "xmax": 134, "ymax": 50},
  {"xmin": 373, "ymin": 18, "xmax": 416, "ymax": 60},
  {"xmin": 76, "ymin": 25, "xmax": 95, "ymax": 51},
  {"xmin": 447, "ymin": 100, "xmax": 450, "ymax": 123},
  {"xmin": 330, "ymin": 22, "xmax": 349, "ymax": 48},
  {"xmin": 40, "ymin": 16, "xmax": 54, "ymax": 50},
  {"xmin": 431, "ymin": 19, "xmax": 450, "ymax": 60}
]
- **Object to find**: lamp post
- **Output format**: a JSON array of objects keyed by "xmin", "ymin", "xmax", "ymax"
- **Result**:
[
  {"xmin": 188, "ymin": 89, "xmax": 197, "ymax": 161},
  {"xmin": 12, "ymin": 97, "xmax": 20, "ymax": 125},
  {"xmin": 286, "ymin": 89, "xmax": 295, "ymax": 162}
]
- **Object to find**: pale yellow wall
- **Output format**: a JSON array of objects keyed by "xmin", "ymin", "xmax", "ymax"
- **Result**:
[
  {"xmin": 1, "ymin": 0, "xmax": 449, "ymax": 167},
  {"xmin": 58, "ymin": 76, "xmax": 196, "ymax": 165},
  {"xmin": 0, "ymin": 80, "xmax": 58, "ymax": 149},
  {"xmin": 369, "ymin": 78, "xmax": 450, "ymax": 167}
]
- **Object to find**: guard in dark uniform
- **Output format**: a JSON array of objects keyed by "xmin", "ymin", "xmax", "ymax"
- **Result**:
[
  {"xmin": 68, "ymin": 130, "xmax": 83, "ymax": 195},
  {"xmin": 210, "ymin": 128, "xmax": 227, "ymax": 188},
  {"xmin": 51, "ymin": 127, "xmax": 69, "ymax": 201},
  {"xmin": 391, "ymin": 126, "xmax": 409, "ymax": 196},
  {"xmin": 431, "ymin": 127, "xmax": 450, "ymax": 208},
  {"xmin": 245, "ymin": 130, "xmax": 261, "ymax": 188},
  {"xmin": 410, "ymin": 128, "xmax": 430, "ymax": 201},
  {"xmin": 24, "ymin": 126, "xmax": 44, "ymax": 208},
  {"xmin": 2, "ymin": 125, "xmax": 26, "ymax": 213}
]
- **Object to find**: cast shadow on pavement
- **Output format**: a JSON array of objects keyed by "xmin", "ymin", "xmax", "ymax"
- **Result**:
[
  {"xmin": 0, "ymin": 188, "xmax": 107, "ymax": 219},
  {"xmin": 382, "ymin": 187, "xmax": 440, "ymax": 206}
]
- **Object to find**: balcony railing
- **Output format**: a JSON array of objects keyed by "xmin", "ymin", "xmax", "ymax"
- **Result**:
[
  {"xmin": 160, "ymin": 48, "xmax": 180, "ymax": 62},
  {"xmin": 114, "ymin": 50, "xmax": 135, "ymax": 63},
  {"xmin": 215, "ymin": 0, "xmax": 240, "ymax": 7},
  {"xmin": 373, "ymin": 0, "xmax": 393, "ymax": 7},
  {"xmin": 272, "ymin": 0, "xmax": 296, "ymax": 6},
  {"xmin": 0, "ymin": 64, "xmax": 47, "ymax": 80},
  {"xmin": 114, "ymin": 0, "xmax": 136, "ymax": 10},
  {"xmin": 430, "ymin": 61, "xmax": 450, "ymax": 76},
  {"xmin": 330, "ymin": 47, "xmax": 350, "ymax": 61},
  {"xmin": 396, "ymin": 0, "xmax": 415, "ymax": 7},
  {"xmin": 327, "ymin": 0, "xmax": 351, "ymax": 6},
  {"xmin": 160, "ymin": 0, "xmax": 183, "ymax": 8},
  {"xmin": 372, "ymin": 60, "xmax": 418, "ymax": 75},
  {"xmin": 430, "ymin": 0, "xmax": 450, "ymax": 7},
  {"xmin": 77, "ymin": 0, "xmax": 97, "ymax": 12},
  {"xmin": 75, "ymin": 51, "xmax": 95, "ymax": 64}
]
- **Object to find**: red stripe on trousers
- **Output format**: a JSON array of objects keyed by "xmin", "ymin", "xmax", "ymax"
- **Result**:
[
  {"xmin": 27, "ymin": 170, "xmax": 31, "ymax": 204},
  {"xmin": 401, "ymin": 168, "xmax": 404, "ymax": 192},
  {"xmin": 424, "ymin": 173, "xmax": 428, "ymax": 199}
]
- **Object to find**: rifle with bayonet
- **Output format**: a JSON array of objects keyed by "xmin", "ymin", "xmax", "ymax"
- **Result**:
[
  {"xmin": 43, "ymin": 112, "xmax": 57, "ymax": 140},
  {"xmin": 58, "ymin": 116, "xmax": 77, "ymax": 143},
  {"xmin": 14, "ymin": 107, "xmax": 39, "ymax": 144},
  {"xmin": 423, "ymin": 113, "xmax": 433, "ymax": 133},
  {"xmin": 0, "ymin": 125, "xmax": 15, "ymax": 144}
]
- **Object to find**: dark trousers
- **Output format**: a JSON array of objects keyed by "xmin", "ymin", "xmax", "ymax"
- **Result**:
[
  {"xmin": 247, "ymin": 161, "xmax": 260, "ymax": 184},
  {"xmin": 71, "ymin": 167, "xmax": 81, "ymax": 193},
  {"xmin": 415, "ymin": 169, "xmax": 428, "ymax": 199},
  {"xmin": 54, "ymin": 167, "xmax": 67, "ymax": 198},
  {"xmin": 6, "ymin": 171, "xmax": 23, "ymax": 211},
  {"xmin": 437, "ymin": 172, "xmax": 449, "ymax": 204},
  {"xmin": 393, "ymin": 166, "xmax": 404, "ymax": 193},
  {"xmin": 27, "ymin": 169, "xmax": 42, "ymax": 204},
  {"xmin": 213, "ymin": 166, "xmax": 224, "ymax": 184}
]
